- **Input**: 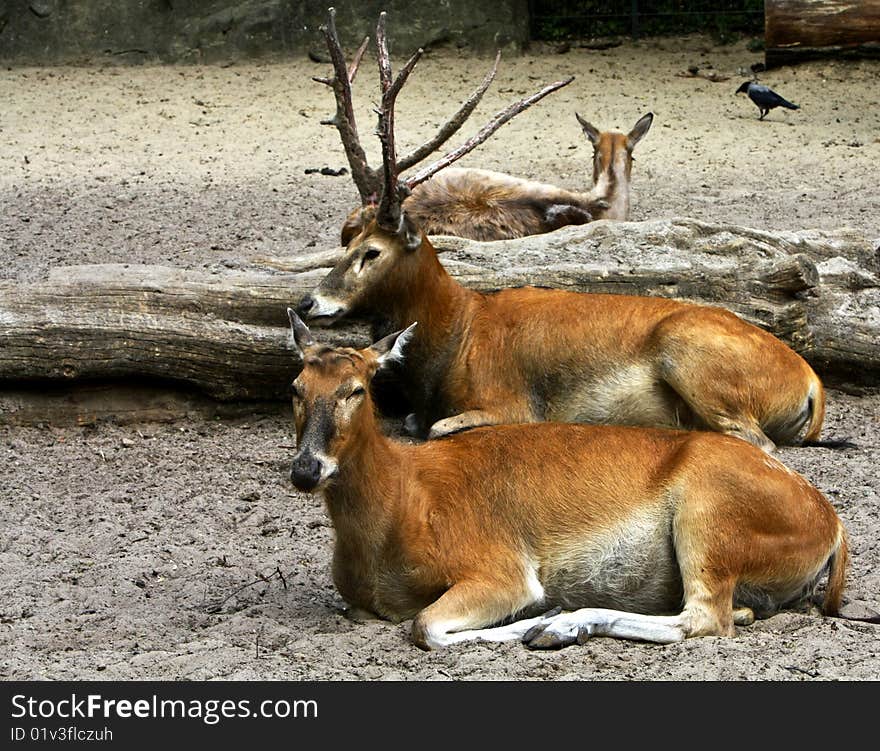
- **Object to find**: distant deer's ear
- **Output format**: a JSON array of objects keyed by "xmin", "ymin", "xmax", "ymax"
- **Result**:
[
  {"xmin": 575, "ymin": 112, "xmax": 600, "ymax": 145},
  {"xmin": 287, "ymin": 307, "xmax": 315, "ymax": 357},
  {"xmin": 627, "ymin": 113, "xmax": 653, "ymax": 150},
  {"xmin": 341, "ymin": 213, "xmax": 365, "ymax": 247},
  {"xmin": 341, "ymin": 206, "xmax": 376, "ymax": 247},
  {"xmin": 369, "ymin": 322, "xmax": 418, "ymax": 371},
  {"xmin": 398, "ymin": 212, "xmax": 422, "ymax": 252}
]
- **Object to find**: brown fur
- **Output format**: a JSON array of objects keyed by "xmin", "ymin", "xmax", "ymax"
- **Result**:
[
  {"xmin": 339, "ymin": 114, "xmax": 653, "ymax": 245},
  {"xmin": 286, "ymin": 327, "xmax": 848, "ymax": 649},
  {"xmin": 403, "ymin": 168, "xmax": 607, "ymax": 241},
  {"xmin": 303, "ymin": 216, "xmax": 827, "ymax": 451}
]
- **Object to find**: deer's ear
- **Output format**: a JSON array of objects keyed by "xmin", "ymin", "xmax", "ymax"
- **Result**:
[
  {"xmin": 287, "ymin": 307, "xmax": 315, "ymax": 357},
  {"xmin": 369, "ymin": 322, "xmax": 418, "ymax": 371},
  {"xmin": 627, "ymin": 113, "xmax": 653, "ymax": 150},
  {"xmin": 575, "ymin": 112, "xmax": 600, "ymax": 145}
]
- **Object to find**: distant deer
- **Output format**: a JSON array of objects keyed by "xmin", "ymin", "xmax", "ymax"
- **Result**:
[
  {"xmin": 393, "ymin": 112, "xmax": 653, "ymax": 241},
  {"xmin": 297, "ymin": 12, "xmax": 831, "ymax": 453},
  {"xmin": 313, "ymin": 9, "xmax": 614, "ymax": 245},
  {"xmin": 285, "ymin": 311, "xmax": 849, "ymax": 650}
]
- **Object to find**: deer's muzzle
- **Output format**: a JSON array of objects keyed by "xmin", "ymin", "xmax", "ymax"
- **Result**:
[{"xmin": 290, "ymin": 450, "xmax": 338, "ymax": 492}]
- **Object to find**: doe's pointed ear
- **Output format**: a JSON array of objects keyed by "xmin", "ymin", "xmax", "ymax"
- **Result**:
[
  {"xmin": 369, "ymin": 322, "xmax": 418, "ymax": 371},
  {"xmin": 287, "ymin": 307, "xmax": 315, "ymax": 357},
  {"xmin": 627, "ymin": 112, "xmax": 653, "ymax": 150},
  {"xmin": 575, "ymin": 112, "xmax": 600, "ymax": 146}
]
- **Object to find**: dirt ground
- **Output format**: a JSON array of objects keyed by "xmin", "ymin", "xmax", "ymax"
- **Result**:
[{"xmin": 1, "ymin": 36, "xmax": 878, "ymax": 680}]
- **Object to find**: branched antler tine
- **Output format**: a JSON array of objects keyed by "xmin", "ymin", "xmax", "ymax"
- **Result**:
[
  {"xmin": 375, "ymin": 12, "xmax": 404, "ymax": 226},
  {"xmin": 376, "ymin": 46, "xmax": 423, "ymax": 213},
  {"xmin": 376, "ymin": 12, "xmax": 393, "ymax": 93},
  {"xmin": 388, "ymin": 47, "xmax": 423, "ymax": 101},
  {"xmin": 322, "ymin": 9, "xmax": 356, "ymax": 126},
  {"xmin": 405, "ymin": 76, "xmax": 575, "ymax": 189},
  {"xmin": 347, "ymin": 36, "xmax": 370, "ymax": 83},
  {"xmin": 397, "ymin": 51, "xmax": 501, "ymax": 173},
  {"xmin": 319, "ymin": 7, "xmax": 376, "ymax": 203}
]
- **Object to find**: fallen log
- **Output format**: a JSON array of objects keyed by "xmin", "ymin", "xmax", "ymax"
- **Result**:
[
  {"xmin": 806, "ymin": 256, "xmax": 880, "ymax": 382},
  {"xmin": 0, "ymin": 219, "xmax": 877, "ymax": 414},
  {"xmin": 765, "ymin": 0, "xmax": 880, "ymax": 68},
  {"xmin": 0, "ymin": 382, "xmax": 287, "ymax": 427},
  {"xmin": 0, "ymin": 266, "xmax": 371, "ymax": 401}
]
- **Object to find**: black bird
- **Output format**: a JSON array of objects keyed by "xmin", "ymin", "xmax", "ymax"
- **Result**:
[{"xmin": 736, "ymin": 81, "xmax": 799, "ymax": 120}]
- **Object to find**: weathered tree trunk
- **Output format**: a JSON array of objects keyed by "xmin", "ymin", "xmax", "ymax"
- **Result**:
[
  {"xmin": 0, "ymin": 383, "xmax": 287, "ymax": 427},
  {"xmin": 1, "ymin": 219, "xmax": 877, "ymax": 417},
  {"xmin": 803, "ymin": 255, "xmax": 880, "ymax": 383},
  {"xmin": 765, "ymin": 0, "xmax": 880, "ymax": 68},
  {"xmin": 0, "ymin": 265, "xmax": 371, "ymax": 401}
]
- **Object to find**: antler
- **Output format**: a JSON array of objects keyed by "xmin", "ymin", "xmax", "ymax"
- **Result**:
[
  {"xmin": 375, "ymin": 12, "xmax": 423, "ymax": 228},
  {"xmin": 315, "ymin": 8, "xmax": 504, "ymax": 208},
  {"xmin": 313, "ymin": 8, "xmax": 377, "ymax": 203},
  {"xmin": 404, "ymin": 76, "xmax": 575, "ymax": 190},
  {"xmin": 316, "ymin": 8, "xmax": 575, "ymax": 220},
  {"xmin": 395, "ymin": 51, "xmax": 501, "ymax": 173}
]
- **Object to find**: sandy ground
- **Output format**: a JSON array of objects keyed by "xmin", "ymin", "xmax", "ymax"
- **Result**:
[{"xmin": 1, "ymin": 36, "xmax": 879, "ymax": 680}]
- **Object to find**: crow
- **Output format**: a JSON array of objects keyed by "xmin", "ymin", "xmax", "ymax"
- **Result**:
[{"xmin": 736, "ymin": 81, "xmax": 799, "ymax": 120}]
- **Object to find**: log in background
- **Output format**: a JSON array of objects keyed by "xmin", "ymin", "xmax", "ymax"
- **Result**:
[{"xmin": 765, "ymin": 0, "xmax": 880, "ymax": 67}]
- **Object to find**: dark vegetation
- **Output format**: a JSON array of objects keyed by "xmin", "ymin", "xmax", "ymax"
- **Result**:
[{"xmin": 529, "ymin": 0, "xmax": 765, "ymax": 43}]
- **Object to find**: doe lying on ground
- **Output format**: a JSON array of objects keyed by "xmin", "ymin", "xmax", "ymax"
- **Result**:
[
  {"xmin": 285, "ymin": 311, "xmax": 849, "ymax": 650},
  {"xmin": 298, "ymin": 15, "xmax": 830, "ymax": 453},
  {"xmin": 394, "ymin": 112, "xmax": 653, "ymax": 240}
]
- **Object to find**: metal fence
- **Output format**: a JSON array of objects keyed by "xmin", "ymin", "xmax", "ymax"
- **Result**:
[{"xmin": 528, "ymin": 1, "xmax": 765, "ymax": 40}]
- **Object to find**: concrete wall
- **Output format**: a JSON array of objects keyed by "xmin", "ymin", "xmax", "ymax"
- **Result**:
[{"xmin": 0, "ymin": 1, "xmax": 530, "ymax": 65}]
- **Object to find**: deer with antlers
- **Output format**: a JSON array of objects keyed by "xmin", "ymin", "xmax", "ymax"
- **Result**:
[
  {"xmin": 285, "ymin": 311, "xmax": 849, "ymax": 649},
  {"xmin": 314, "ymin": 8, "xmax": 616, "ymax": 244},
  {"xmin": 298, "ymin": 12, "xmax": 834, "ymax": 453}
]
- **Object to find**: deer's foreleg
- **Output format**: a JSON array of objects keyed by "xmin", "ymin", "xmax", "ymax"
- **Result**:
[
  {"xmin": 411, "ymin": 571, "xmax": 546, "ymax": 649},
  {"xmin": 543, "ymin": 203, "xmax": 595, "ymax": 231},
  {"xmin": 427, "ymin": 409, "xmax": 503, "ymax": 439}
]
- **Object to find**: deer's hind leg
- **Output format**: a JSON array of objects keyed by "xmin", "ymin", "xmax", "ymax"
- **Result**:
[
  {"xmin": 521, "ymin": 571, "xmax": 737, "ymax": 649},
  {"xmin": 661, "ymin": 364, "xmax": 775, "ymax": 452},
  {"xmin": 543, "ymin": 204, "xmax": 595, "ymax": 230},
  {"xmin": 524, "ymin": 489, "xmax": 752, "ymax": 649},
  {"xmin": 653, "ymin": 315, "xmax": 776, "ymax": 452},
  {"xmin": 521, "ymin": 608, "xmax": 689, "ymax": 648}
]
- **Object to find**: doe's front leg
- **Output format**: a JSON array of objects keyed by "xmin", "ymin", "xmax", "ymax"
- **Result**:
[{"xmin": 411, "ymin": 576, "xmax": 546, "ymax": 650}]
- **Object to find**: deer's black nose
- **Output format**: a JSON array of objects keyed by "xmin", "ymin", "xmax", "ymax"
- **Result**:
[
  {"xmin": 290, "ymin": 452, "xmax": 321, "ymax": 492},
  {"xmin": 296, "ymin": 297, "xmax": 315, "ymax": 319}
]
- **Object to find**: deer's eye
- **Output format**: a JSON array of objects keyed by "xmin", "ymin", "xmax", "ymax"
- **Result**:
[{"xmin": 359, "ymin": 248, "xmax": 381, "ymax": 270}]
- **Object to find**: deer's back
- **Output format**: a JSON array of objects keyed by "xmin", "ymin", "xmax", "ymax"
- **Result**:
[{"xmin": 406, "ymin": 168, "xmax": 591, "ymax": 240}]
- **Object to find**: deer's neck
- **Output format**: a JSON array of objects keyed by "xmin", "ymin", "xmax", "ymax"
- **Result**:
[
  {"xmin": 372, "ymin": 237, "xmax": 475, "ymax": 364},
  {"xmin": 401, "ymin": 238, "xmax": 469, "ymax": 324},
  {"xmin": 324, "ymin": 412, "xmax": 403, "ymax": 525},
  {"xmin": 320, "ymin": 412, "xmax": 409, "ymax": 612},
  {"xmin": 592, "ymin": 154, "xmax": 632, "ymax": 221}
]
